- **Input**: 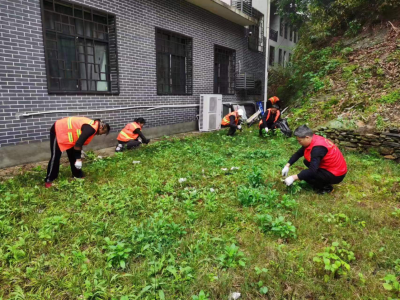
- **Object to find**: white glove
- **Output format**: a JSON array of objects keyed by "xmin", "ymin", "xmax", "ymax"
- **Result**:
[
  {"xmin": 284, "ymin": 176, "xmax": 295, "ymax": 186},
  {"xmin": 138, "ymin": 137, "xmax": 143, "ymax": 143},
  {"xmin": 75, "ymin": 160, "xmax": 82, "ymax": 170},
  {"xmin": 264, "ymin": 127, "xmax": 269, "ymax": 133},
  {"xmin": 237, "ymin": 125, "xmax": 242, "ymax": 130},
  {"xmin": 282, "ymin": 166, "xmax": 290, "ymax": 177}
]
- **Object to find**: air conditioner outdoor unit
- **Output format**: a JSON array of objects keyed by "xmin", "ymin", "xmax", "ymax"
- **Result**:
[{"xmin": 199, "ymin": 94, "xmax": 223, "ymax": 132}]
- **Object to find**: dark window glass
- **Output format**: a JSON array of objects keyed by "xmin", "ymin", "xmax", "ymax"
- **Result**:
[
  {"xmin": 278, "ymin": 49, "xmax": 283, "ymax": 65},
  {"xmin": 156, "ymin": 28, "xmax": 193, "ymax": 95},
  {"xmin": 269, "ymin": 46, "xmax": 275, "ymax": 66},
  {"xmin": 41, "ymin": 0, "xmax": 119, "ymax": 94},
  {"xmin": 214, "ymin": 45, "xmax": 236, "ymax": 95}
]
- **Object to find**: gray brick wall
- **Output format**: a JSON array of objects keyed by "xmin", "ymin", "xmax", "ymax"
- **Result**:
[{"xmin": 0, "ymin": 0, "xmax": 265, "ymax": 148}]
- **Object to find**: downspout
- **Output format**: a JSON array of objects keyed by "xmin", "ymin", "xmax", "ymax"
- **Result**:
[{"xmin": 263, "ymin": 0, "xmax": 271, "ymax": 112}]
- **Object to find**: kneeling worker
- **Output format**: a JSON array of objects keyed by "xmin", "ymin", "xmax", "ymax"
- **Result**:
[
  {"xmin": 221, "ymin": 109, "xmax": 244, "ymax": 136},
  {"xmin": 115, "ymin": 118, "xmax": 150, "ymax": 152},
  {"xmin": 259, "ymin": 104, "xmax": 281, "ymax": 136},
  {"xmin": 45, "ymin": 117, "xmax": 110, "ymax": 188},
  {"xmin": 282, "ymin": 125, "xmax": 347, "ymax": 194}
]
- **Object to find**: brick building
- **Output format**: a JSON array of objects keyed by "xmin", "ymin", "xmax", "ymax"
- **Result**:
[{"xmin": 0, "ymin": 0, "xmax": 266, "ymax": 167}]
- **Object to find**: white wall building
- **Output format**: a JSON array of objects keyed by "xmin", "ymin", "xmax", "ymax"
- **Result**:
[{"xmin": 267, "ymin": 3, "xmax": 298, "ymax": 67}]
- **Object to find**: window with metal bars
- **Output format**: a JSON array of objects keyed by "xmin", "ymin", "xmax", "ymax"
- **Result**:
[
  {"xmin": 40, "ymin": 0, "xmax": 119, "ymax": 94},
  {"xmin": 156, "ymin": 28, "xmax": 193, "ymax": 95},
  {"xmin": 214, "ymin": 45, "xmax": 236, "ymax": 95},
  {"xmin": 248, "ymin": 9, "xmax": 264, "ymax": 53}
]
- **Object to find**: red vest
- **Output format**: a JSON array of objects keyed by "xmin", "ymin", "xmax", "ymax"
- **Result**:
[
  {"xmin": 259, "ymin": 109, "xmax": 280, "ymax": 128},
  {"xmin": 55, "ymin": 117, "xmax": 98, "ymax": 152},
  {"xmin": 221, "ymin": 111, "xmax": 239, "ymax": 126},
  {"xmin": 117, "ymin": 122, "xmax": 142, "ymax": 142},
  {"xmin": 304, "ymin": 135, "xmax": 347, "ymax": 176}
]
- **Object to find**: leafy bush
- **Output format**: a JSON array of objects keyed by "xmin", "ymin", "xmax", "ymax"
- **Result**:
[
  {"xmin": 382, "ymin": 274, "xmax": 400, "ymax": 293},
  {"xmin": 378, "ymin": 90, "xmax": 400, "ymax": 105},
  {"xmin": 248, "ymin": 166, "xmax": 263, "ymax": 188},
  {"xmin": 313, "ymin": 241, "xmax": 356, "ymax": 282},
  {"xmin": 256, "ymin": 215, "xmax": 297, "ymax": 239},
  {"xmin": 103, "ymin": 237, "xmax": 132, "ymax": 269},
  {"xmin": 192, "ymin": 290, "xmax": 210, "ymax": 300},
  {"xmin": 218, "ymin": 244, "xmax": 246, "ymax": 269}
]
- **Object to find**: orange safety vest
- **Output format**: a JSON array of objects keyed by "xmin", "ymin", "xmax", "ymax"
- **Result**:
[
  {"xmin": 304, "ymin": 135, "xmax": 347, "ymax": 177},
  {"xmin": 268, "ymin": 96, "xmax": 280, "ymax": 105},
  {"xmin": 117, "ymin": 122, "xmax": 142, "ymax": 142},
  {"xmin": 55, "ymin": 117, "xmax": 99, "ymax": 152},
  {"xmin": 259, "ymin": 109, "xmax": 280, "ymax": 128},
  {"xmin": 221, "ymin": 111, "xmax": 239, "ymax": 126}
]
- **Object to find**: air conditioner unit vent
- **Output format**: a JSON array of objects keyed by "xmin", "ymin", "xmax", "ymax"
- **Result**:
[{"xmin": 199, "ymin": 94, "xmax": 222, "ymax": 132}]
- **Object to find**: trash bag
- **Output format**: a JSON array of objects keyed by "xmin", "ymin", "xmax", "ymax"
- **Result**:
[{"xmin": 275, "ymin": 119, "xmax": 292, "ymax": 137}]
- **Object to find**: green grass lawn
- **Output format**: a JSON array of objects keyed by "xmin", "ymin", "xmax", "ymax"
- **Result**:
[{"xmin": 1, "ymin": 129, "xmax": 400, "ymax": 300}]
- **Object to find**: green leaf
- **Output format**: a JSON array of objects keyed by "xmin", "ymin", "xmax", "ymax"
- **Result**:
[
  {"xmin": 159, "ymin": 290, "xmax": 165, "ymax": 300},
  {"xmin": 120, "ymin": 260, "xmax": 126, "ymax": 269},
  {"xmin": 239, "ymin": 260, "xmax": 246, "ymax": 267},
  {"xmin": 383, "ymin": 283, "xmax": 393, "ymax": 291},
  {"xmin": 260, "ymin": 286, "xmax": 268, "ymax": 294}
]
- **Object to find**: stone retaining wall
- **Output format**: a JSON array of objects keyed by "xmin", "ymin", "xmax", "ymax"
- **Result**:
[{"xmin": 316, "ymin": 128, "xmax": 400, "ymax": 162}]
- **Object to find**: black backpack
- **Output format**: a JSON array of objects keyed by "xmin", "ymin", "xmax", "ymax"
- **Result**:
[{"xmin": 275, "ymin": 119, "xmax": 292, "ymax": 137}]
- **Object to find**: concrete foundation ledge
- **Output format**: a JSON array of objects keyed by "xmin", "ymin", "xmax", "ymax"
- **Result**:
[{"xmin": 0, "ymin": 121, "xmax": 198, "ymax": 169}]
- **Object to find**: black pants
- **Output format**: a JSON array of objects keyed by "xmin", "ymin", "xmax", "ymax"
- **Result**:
[
  {"xmin": 222, "ymin": 125, "xmax": 237, "ymax": 136},
  {"xmin": 303, "ymin": 160, "xmax": 346, "ymax": 189},
  {"xmin": 45, "ymin": 125, "xmax": 83, "ymax": 183},
  {"xmin": 117, "ymin": 139, "xmax": 141, "ymax": 150}
]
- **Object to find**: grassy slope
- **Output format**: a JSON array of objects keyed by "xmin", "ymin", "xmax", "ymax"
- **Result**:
[
  {"xmin": 0, "ymin": 129, "xmax": 399, "ymax": 299},
  {"xmin": 287, "ymin": 25, "xmax": 400, "ymax": 131}
]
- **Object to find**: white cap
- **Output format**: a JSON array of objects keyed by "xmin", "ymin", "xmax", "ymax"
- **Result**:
[{"xmin": 237, "ymin": 109, "xmax": 244, "ymax": 117}]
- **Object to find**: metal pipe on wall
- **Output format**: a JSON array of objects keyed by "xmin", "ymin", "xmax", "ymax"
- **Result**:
[{"xmin": 263, "ymin": 0, "xmax": 271, "ymax": 112}]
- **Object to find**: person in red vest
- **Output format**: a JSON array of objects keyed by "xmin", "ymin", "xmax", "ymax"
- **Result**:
[
  {"xmin": 221, "ymin": 109, "xmax": 244, "ymax": 136},
  {"xmin": 282, "ymin": 125, "xmax": 347, "ymax": 194},
  {"xmin": 115, "ymin": 118, "xmax": 150, "ymax": 152},
  {"xmin": 267, "ymin": 96, "xmax": 281, "ymax": 109},
  {"xmin": 258, "ymin": 105, "xmax": 281, "ymax": 136},
  {"xmin": 44, "ymin": 117, "xmax": 110, "ymax": 188}
]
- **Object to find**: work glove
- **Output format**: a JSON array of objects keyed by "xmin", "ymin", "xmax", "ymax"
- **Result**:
[
  {"xmin": 264, "ymin": 127, "xmax": 269, "ymax": 134},
  {"xmin": 237, "ymin": 125, "xmax": 242, "ymax": 130},
  {"xmin": 282, "ymin": 165, "xmax": 290, "ymax": 177},
  {"xmin": 138, "ymin": 137, "xmax": 143, "ymax": 144},
  {"xmin": 75, "ymin": 159, "xmax": 82, "ymax": 170},
  {"xmin": 284, "ymin": 176, "xmax": 294, "ymax": 186}
]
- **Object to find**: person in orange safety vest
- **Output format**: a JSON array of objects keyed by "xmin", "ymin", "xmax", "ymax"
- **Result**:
[
  {"xmin": 282, "ymin": 125, "xmax": 347, "ymax": 194},
  {"xmin": 45, "ymin": 117, "xmax": 110, "ymax": 188},
  {"xmin": 221, "ymin": 109, "xmax": 244, "ymax": 136},
  {"xmin": 267, "ymin": 96, "xmax": 281, "ymax": 109},
  {"xmin": 259, "ymin": 105, "xmax": 281, "ymax": 136},
  {"xmin": 115, "ymin": 118, "xmax": 150, "ymax": 152}
]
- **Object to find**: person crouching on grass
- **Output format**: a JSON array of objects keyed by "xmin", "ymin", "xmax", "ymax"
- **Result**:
[
  {"xmin": 282, "ymin": 125, "xmax": 347, "ymax": 194},
  {"xmin": 258, "ymin": 104, "xmax": 281, "ymax": 136},
  {"xmin": 115, "ymin": 118, "xmax": 150, "ymax": 152},
  {"xmin": 45, "ymin": 117, "xmax": 110, "ymax": 188}
]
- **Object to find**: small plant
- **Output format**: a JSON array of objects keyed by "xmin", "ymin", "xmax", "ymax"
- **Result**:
[
  {"xmin": 254, "ymin": 266, "xmax": 269, "ymax": 295},
  {"xmin": 103, "ymin": 237, "xmax": 132, "ymax": 269},
  {"xmin": 192, "ymin": 290, "xmax": 210, "ymax": 300},
  {"xmin": 345, "ymin": 20, "xmax": 362, "ymax": 37},
  {"xmin": 248, "ymin": 166, "xmax": 263, "ymax": 188},
  {"xmin": 378, "ymin": 90, "xmax": 400, "ymax": 105},
  {"xmin": 238, "ymin": 186, "xmax": 265, "ymax": 207},
  {"xmin": 341, "ymin": 47, "xmax": 353, "ymax": 56},
  {"xmin": 323, "ymin": 213, "xmax": 349, "ymax": 227},
  {"xmin": 218, "ymin": 244, "xmax": 246, "ymax": 269},
  {"xmin": 256, "ymin": 215, "xmax": 297, "ymax": 239},
  {"xmin": 277, "ymin": 195, "xmax": 298, "ymax": 210},
  {"xmin": 313, "ymin": 241, "xmax": 356, "ymax": 282},
  {"xmin": 382, "ymin": 274, "xmax": 400, "ymax": 294}
]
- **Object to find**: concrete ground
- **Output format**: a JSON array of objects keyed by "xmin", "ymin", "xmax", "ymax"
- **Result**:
[{"xmin": 0, "ymin": 131, "xmax": 204, "ymax": 181}]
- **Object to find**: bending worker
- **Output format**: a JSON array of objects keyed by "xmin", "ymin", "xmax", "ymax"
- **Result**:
[
  {"xmin": 45, "ymin": 116, "xmax": 110, "ymax": 188},
  {"xmin": 267, "ymin": 96, "xmax": 281, "ymax": 109},
  {"xmin": 259, "ymin": 104, "xmax": 281, "ymax": 136},
  {"xmin": 282, "ymin": 125, "xmax": 347, "ymax": 194},
  {"xmin": 221, "ymin": 109, "xmax": 244, "ymax": 136},
  {"xmin": 115, "ymin": 117, "xmax": 150, "ymax": 152}
]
